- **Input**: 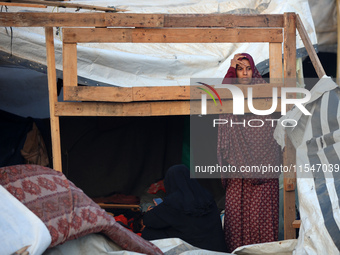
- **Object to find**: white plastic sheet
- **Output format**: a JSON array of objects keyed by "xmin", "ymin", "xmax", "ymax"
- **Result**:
[
  {"xmin": 0, "ymin": 0, "xmax": 317, "ymax": 87},
  {"xmin": 274, "ymin": 77, "xmax": 340, "ymax": 255},
  {"xmin": 0, "ymin": 185, "xmax": 51, "ymax": 255}
]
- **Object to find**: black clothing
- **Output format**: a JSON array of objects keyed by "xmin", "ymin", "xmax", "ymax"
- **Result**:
[{"xmin": 142, "ymin": 165, "xmax": 227, "ymax": 252}]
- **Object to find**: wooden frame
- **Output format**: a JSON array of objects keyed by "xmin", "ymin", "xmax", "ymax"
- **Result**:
[{"xmin": 0, "ymin": 12, "xmax": 326, "ymax": 240}]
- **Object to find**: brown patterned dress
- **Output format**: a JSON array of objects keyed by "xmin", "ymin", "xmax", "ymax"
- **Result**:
[{"xmin": 218, "ymin": 53, "xmax": 281, "ymax": 252}]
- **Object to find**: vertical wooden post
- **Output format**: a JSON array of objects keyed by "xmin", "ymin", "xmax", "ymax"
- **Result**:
[
  {"xmin": 62, "ymin": 42, "xmax": 78, "ymax": 87},
  {"xmin": 283, "ymin": 12, "xmax": 297, "ymax": 240},
  {"xmin": 45, "ymin": 27, "xmax": 62, "ymax": 172},
  {"xmin": 337, "ymin": 0, "xmax": 340, "ymax": 84},
  {"xmin": 269, "ymin": 42, "xmax": 283, "ymax": 80}
]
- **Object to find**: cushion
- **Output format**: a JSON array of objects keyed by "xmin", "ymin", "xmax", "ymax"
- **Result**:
[{"xmin": 0, "ymin": 164, "xmax": 163, "ymax": 255}]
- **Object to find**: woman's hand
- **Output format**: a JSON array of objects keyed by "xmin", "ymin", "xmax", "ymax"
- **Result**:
[
  {"xmin": 230, "ymin": 54, "xmax": 246, "ymax": 68},
  {"xmin": 146, "ymin": 205, "xmax": 154, "ymax": 212}
]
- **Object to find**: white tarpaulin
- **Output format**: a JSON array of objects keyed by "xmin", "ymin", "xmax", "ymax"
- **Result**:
[
  {"xmin": 0, "ymin": 0, "xmax": 317, "ymax": 87},
  {"xmin": 274, "ymin": 77, "xmax": 340, "ymax": 255},
  {"xmin": 0, "ymin": 185, "xmax": 52, "ymax": 255},
  {"xmin": 44, "ymin": 233, "xmax": 298, "ymax": 255}
]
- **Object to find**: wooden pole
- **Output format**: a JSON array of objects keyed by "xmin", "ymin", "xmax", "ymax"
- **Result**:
[
  {"xmin": 296, "ymin": 14, "xmax": 326, "ymax": 79},
  {"xmin": 337, "ymin": 0, "xmax": 340, "ymax": 84},
  {"xmin": 45, "ymin": 27, "xmax": 62, "ymax": 172},
  {"xmin": 283, "ymin": 12, "xmax": 297, "ymax": 240}
]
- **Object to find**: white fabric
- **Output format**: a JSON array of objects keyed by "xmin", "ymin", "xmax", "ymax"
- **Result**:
[
  {"xmin": 44, "ymin": 234, "xmax": 299, "ymax": 255},
  {"xmin": 233, "ymin": 239, "xmax": 298, "ymax": 255},
  {"xmin": 0, "ymin": 0, "xmax": 317, "ymax": 87},
  {"xmin": 308, "ymin": 0, "xmax": 337, "ymax": 46},
  {"xmin": 274, "ymin": 77, "xmax": 340, "ymax": 255},
  {"xmin": 43, "ymin": 234, "xmax": 231, "ymax": 255},
  {"xmin": 273, "ymin": 76, "xmax": 338, "ymax": 149},
  {"xmin": 0, "ymin": 185, "xmax": 51, "ymax": 255}
]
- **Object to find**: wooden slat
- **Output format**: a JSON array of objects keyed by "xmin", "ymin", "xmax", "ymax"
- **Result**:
[
  {"xmin": 133, "ymin": 86, "xmax": 190, "ymax": 101},
  {"xmin": 292, "ymin": 220, "xmax": 301, "ymax": 228},
  {"xmin": 283, "ymin": 12, "xmax": 297, "ymax": 241},
  {"xmin": 62, "ymin": 43, "xmax": 77, "ymax": 87},
  {"xmin": 62, "ymin": 84, "xmax": 284, "ymax": 102},
  {"xmin": 98, "ymin": 203, "xmax": 140, "ymax": 209},
  {"xmin": 45, "ymin": 27, "xmax": 62, "ymax": 172},
  {"xmin": 64, "ymin": 86, "xmax": 133, "ymax": 102},
  {"xmin": 269, "ymin": 42, "xmax": 283, "ymax": 80},
  {"xmin": 338, "ymin": 0, "xmax": 340, "ymax": 83},
  {"xmin": 54, "ymin": 98, "xmax": 280, "ymax": 116},
  {"xmin": 164, "ymin": 14, "xmax": 284, "ymax": 28},
  {"xmin": 0, "ymin": 13, "xmax": 284, "ymax": 28},
  {"xmin": 296, "ymin": 14, "xmax": 326, "ymax": 79},
  {"xmin": 0, "ymin": 2, "xmax": 46, "ymax": 7},
  {"xmin": 0, "ymin": 13, "xmax": 164, "ymax": 27},
  {"xmin": 10, "ymin": 0, "xmax": 126, "ymax": 12},
  {"xmin": 62, "ymin": 27, "xmax": 283, "ymax": 43},
  {"xmin": 191, "ymin": 98, "xmax": 281, "ymax": 115},
  {"xmin": 55, "ymin": 101, "xmax": 191, "ymax": 116}
]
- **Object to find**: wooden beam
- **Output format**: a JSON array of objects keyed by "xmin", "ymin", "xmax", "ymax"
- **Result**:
[
  {"xmin": 0, "ymin": 2, "xmax": 46, "ymax": 7},
  {"xmin": 337, "ymin": 0, "xmax": 340, "ymax": 84},
  {"xmin": 10, "ymin": 0, "xmax": 126, "ymax": 12},
  {"xmin": 296, "ymin": 14, "xmax": 326, "ymax": 79},
  {"xmin": 62, "ymin": 43, "xmax": 77, "ymax": 87},
  {"xmin": 54, "ymin": 98, "xmax": 280, "ymax": 116},
  {"xmin": 45, "ymin": 27, "xmax": 62, "ymax": 172},
  {"xmin": 164, "ymin": 14, "xmax": 284, "ymax": 28},
  {"xmin": 54, "ymin": 101, "xmax": 191, "ymax": 116},
  {"xmin": 292, "ymin": 219, "xmax": 301, "ymax": 229},
  {"xmin": 64, "ymin": 86, "xmax": 133, "ymax": 102},
  {"xmin": 63, "ymin": 27, "xmax": 283, "ymax": 43},
  {"xmin": 98, "ymin": 203, "xmax": 140, "ymax": 210},
  {"xmin": 269, "ymin": 42, "xmax": 283, "ymax": 80},
  {"xmin": 0, "ymin": 13, "xmax": 284, "ymax": 28},
  {"xmin": 62, "ymin": 84, "xmax": 284, "ymax": 102},
  {"xmin": 283, "ymin": 12, "xmax": 297, "ymax": 240},
  {"xmin": 0, "ymin": 13, "xmax": 164, "ymax": 27}
]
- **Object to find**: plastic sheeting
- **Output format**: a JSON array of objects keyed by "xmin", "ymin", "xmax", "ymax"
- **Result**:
[
  {"xmin": 44, "ymin": 235, "xmax": 231, "ymax": 255},
  {"xmin": 274, "ymin": 77, "xmax": 340, "ymax": 255},
  {"xmin": 44, "ymin": 233, "xmax": 298, "ymax": 255},
  {"xmin": 308, "ymin": 0, "xmax": 337, "ymax": 47},
  {"xmin": 0, "ymin": 0, "xmax": 317, "ymax": 87},
  {"xmin": 0, "ymin": 185, "xmax": 51, "ymax": 255}
]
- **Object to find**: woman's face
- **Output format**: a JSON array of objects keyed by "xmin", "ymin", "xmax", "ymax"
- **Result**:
[{"xmin": 236, "ymin": 59, "xmax": 253, "ymax": 84}]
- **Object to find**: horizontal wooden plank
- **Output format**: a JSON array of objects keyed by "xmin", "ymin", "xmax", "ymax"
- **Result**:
[
  {"xmin": 132, "ymin": 86, "xmax": 190, "ymax": 101},
  {"xmin": 9, "ymin": 0, "xmax": 126, "ymax": 12},
  {"xmin": 62, "ymin": 84, "xmax": 284, "ymax": 102},
  {"xmin": 54, "ymin": 98, "xmax": 280, "ymax": 116},
  {"xmin": 55, "ymin": 101, "xmax": 190, "ymax": 116},
  {"xmin": 191, "ymin": 98, "xmax": 281, "ymax": 115},
  {"xmin": 0, "ymin": 13, "xmax": 164, "ymax": 27},
  {"xmin": 63, "ymin": 86, "xmax": 133, "ymax": 102},
  {"xmin": 0, "ymin": 2, "xmax": 47, "ymax": 8},
  {"xmin": 97, "ymin": 203, "xmax": 140, "ymax": 209},
  {"xmin": 0, "ymin": 13, "xmax": 284, "ymax": 28},
  {"xmin": 164, "ymin": 14, "xmax": 284, "ymax": 28},
  {"xmin": 193, "ymin": 83, "xmax": 284, "ymax": 101},
  {"xmin": 63, "ymin": 27, "xmax": 283, "ymax": 43}
]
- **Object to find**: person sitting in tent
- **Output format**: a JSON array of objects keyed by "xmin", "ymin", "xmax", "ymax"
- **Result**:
[
  {"xmin": 218, "ymin": 53, "xmax": 282, "ymax": 252},
  {"xmin": 141, "ymin": 164, "xmax": 227, "ymax": 252}
]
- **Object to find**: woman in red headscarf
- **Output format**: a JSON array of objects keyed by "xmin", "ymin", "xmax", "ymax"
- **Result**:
[{"xmin": 218, "ymin": 53, "xmax": 281, "ymax": 252}]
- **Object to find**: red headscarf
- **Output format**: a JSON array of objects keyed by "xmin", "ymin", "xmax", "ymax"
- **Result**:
[{"xmin": 222, "ymin": 53, "xmax": 266, "ymax": 84}]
